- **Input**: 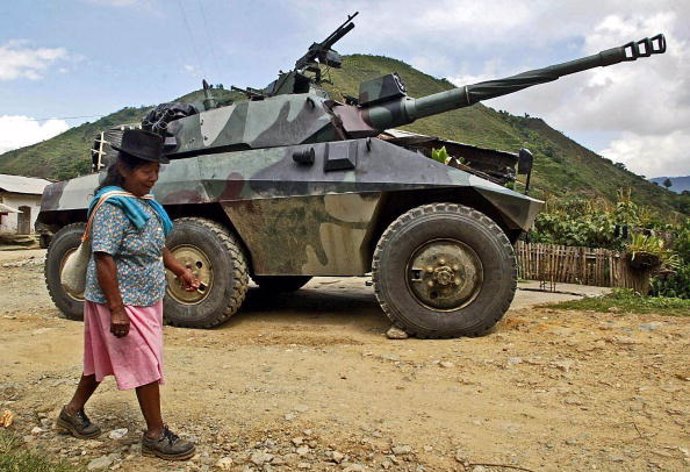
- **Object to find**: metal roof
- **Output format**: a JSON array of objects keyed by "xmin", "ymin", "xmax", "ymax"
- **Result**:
[
  {"xmin": 0, "ymin": 174, "xmax": 52, "ymax": 195},
  {"xmin": 0, "ymin": 202, "xmax": 21, "ymax": 213}
]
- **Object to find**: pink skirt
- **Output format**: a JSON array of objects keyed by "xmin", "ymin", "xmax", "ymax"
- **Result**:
[{"xmin": 83, "ymin": 300, "xmax": 164, "ymax": 390}]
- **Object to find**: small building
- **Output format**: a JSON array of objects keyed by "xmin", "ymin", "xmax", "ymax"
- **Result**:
[{"xmin": 0, "ymin": 174, "xmax": 52, "ymax": 235}]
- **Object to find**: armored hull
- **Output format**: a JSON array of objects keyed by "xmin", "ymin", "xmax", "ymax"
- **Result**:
[{"xmin": 41, "ymin": 137, "xmax": 541, "ymax": 275}]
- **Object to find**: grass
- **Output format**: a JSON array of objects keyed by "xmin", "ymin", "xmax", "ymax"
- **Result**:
[
  {"xmin": 548, "ymin": 288, "xmax": 690, "ymax": 316},
  {"xmin": 0, "ymin": 429, "xmax": 83, "ymax": 472}
]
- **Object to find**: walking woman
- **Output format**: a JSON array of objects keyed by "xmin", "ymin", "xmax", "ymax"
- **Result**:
[{"xmin": 57, "ymin": 129, "xmax": 198, "ymax": 460}]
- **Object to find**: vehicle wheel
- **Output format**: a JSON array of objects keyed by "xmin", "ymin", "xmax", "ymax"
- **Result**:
[
  {"xmin": 252, "ymin": 275, "xmax": 312, "ymax": 292},
  {"xmin": 44, "ymin": 222, "xmax": 86, "ymax": 320},
  {"xmin": 164, "ymin": 217, "xmax": 249, "ymax": 328},
  {"xmin": 372, "ymin": 203, "xmax": 517, "ymax": 338}
]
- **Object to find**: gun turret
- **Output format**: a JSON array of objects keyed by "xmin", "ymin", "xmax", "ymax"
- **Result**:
[{"xmin": 342, "ymin": 34, "xmax": 666, "ymax": 134}]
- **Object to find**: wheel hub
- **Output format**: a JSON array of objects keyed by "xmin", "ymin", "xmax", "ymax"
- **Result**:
[
  {"xmin": 407, "ymin": 240, "xmax": 483, "ymax": 310},
  {"xmin": 166, "ymin": 245, "xmax": 213, "ymax": 305},
  {"xmin": 433, "ymin": 265, "xmax": 455, "ymax": 286}
]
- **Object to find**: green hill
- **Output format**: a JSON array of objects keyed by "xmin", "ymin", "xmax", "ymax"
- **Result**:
[
  {"xmin": 0, "ymin": 106, "xmax": 149, "ymax": 181},
  {"xmin": 0, "ymin": 54, "xmax": 687, "ymax": 217}
]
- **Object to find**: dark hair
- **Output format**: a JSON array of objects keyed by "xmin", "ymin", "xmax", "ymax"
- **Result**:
[{"xmin": 96, "ymin": 152, "xmax": 148, "ymax": 191}]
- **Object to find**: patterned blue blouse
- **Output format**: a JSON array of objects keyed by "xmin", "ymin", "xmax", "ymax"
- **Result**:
[{"xmin": 84, "ymin": 200, "xmax": 167, "ymax": 307}]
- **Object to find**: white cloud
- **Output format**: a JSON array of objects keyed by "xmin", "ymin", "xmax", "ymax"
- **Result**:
[
  {"xmin": 0, "ymin": 116, "xmax": 70, "ymax": 154},
  {"xmin": 600, "ymin": 131, "xmax": 690, "ymax": 178},
  {"xmin": 442, "ymin": 6, "xmax": 690, "ymax": 178},
  {"xmin": 0, "ymin": 41, "xmax": 68, "ymax": 80}
]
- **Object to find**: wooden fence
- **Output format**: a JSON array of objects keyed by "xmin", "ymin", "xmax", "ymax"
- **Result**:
[{"xmin": 515, "ymin": 241, "xmax": 640, "ymax": 288}]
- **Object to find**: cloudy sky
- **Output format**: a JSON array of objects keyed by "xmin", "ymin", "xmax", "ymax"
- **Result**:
[{"xmin": 1, "ymin": 0, "xmax": 687, "ymax": 178}]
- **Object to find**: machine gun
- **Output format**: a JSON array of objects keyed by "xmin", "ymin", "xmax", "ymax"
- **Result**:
[
  {"xmin": 230, "ymin": 85, "xmax": 266, "ymax": 101},
  {"xmin": 264, "ymin": 12, "xmax": 358, "ymax": 96},
  {"xmin": 294, "ymin": 11, "xmax": 359, "ymax": 71}
]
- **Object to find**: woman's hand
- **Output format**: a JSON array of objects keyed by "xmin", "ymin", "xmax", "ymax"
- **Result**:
[
  {"xmin": 94, "ymin": 252, "xmax": 129, "ymax": 338},
  {"xmin": 177, "ymin": 268, "xmax": 201, "ymax": 292},
  {"xmin": 110, "ymin": 306, "xmax": 130, "ymax": 338},
  {"xmin": 163, "ymin": 247, "xmax": 201, "ymax": 292}
]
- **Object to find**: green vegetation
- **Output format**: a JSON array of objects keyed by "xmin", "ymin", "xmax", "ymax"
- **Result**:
[
  {"xmin": 0, "ymin": 53, "xmax": 687, "ymax": 218},
  {"xmin": 0, "ymin": 106, "xmax": 150, "ymax": 180},
  {"xmin": 651, "ymin": 265, "xmax": 690, "ymax": 299},
  {"xmin": 0, "ymin": 430, "xmax": 83, "ymax": 472},
  {"xmin": 548, "ymin": 288, "xmax": 690, "ymax": 316},
  {"xmin": 529, "ymin": 193, "xmax": 690, "ymax": 299},
  {"xmin": 650, "ymin": 220, "xmax": 690, "ymax": 299},
  {"xmin": 626, "ymin": 233, "xmax": 680, "ymax": 270},
  {"xmin": 530, "ymin": 197, "xmax": 625, "ymax": 249},
  {"xmin": 528, "ymin": 191, "xmax": 674, "ymax": 250},
  {"xmin": 430, "ymin": 146, "xmax": 449, "ymax": 164}
]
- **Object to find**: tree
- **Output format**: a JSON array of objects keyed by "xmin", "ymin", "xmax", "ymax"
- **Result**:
[{"xmin": 663, "ymin": 177, "xmax": 673, "ymax": 189}]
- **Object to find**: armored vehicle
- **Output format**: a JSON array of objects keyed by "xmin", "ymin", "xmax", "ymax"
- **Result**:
[{"xmin": 37, "ymin": 14, "xmax": 666, "ymax": 338}]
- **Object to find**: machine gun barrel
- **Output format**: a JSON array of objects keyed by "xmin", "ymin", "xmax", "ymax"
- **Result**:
[
  {"xmin": 295, "ymin": 11, "xmax": 358, "ymax": 70},
  {"xmin": 362, "ymin": 34, "xmax": 666, "ymax": 131},
  {"xmin": 231, "ymin": 85, "xmax": 265, "ymax": 100},
  {"xmin": 319, "ymin": 11, "xmax": 358, "ymax": 51}
]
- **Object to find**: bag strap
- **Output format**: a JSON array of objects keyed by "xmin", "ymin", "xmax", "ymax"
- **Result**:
[{"xmin": 82, "ymin": 190, "xmax": 138, "ymax": 242}]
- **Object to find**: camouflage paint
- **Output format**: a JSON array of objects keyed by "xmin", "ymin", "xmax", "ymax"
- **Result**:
[
  {"xmin": 168, "ymin": 94, "xmax": 334, "ymax": 154},
  {"xmin": 39, "ymin": 137, "xmax": 542, "ymax": 276},
  {"xmin": 224, "ymin": 193, "xmax": 380, "ymax": 275}
]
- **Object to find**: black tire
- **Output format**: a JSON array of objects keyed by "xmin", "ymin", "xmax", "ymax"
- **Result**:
[
  {"xmin": 372, "ymin": 203, "xmax": 517, "ymax": 338},
  {"xmin": 163, "ymin": 217, "xmax": 249, "ymax": 328},
  {"xmin": 252, "ymin": 275, "xmax": 312, "ymax": 292},
  {"xmin": 44, "ymin": 222, "xmax": 86, "ymax": 320}
]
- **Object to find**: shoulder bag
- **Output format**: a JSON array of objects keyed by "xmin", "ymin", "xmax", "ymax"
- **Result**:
[{"xmin": 60, "ymin": 190, "xmax": 133, "ymax": 295}]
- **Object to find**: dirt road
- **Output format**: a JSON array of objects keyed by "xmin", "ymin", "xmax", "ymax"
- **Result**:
[{"xmin": 1, "ymin": 249, "xmax": 688, "ymax": 471}]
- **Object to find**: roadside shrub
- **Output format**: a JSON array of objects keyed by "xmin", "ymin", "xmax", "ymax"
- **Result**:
[
  {"xmin": 650, "ymin": 265, "xmax": 690, "ymax": 299},
  {"xmin": 529, "ymin": 196, "xmax": 624, "ymax": 249},
  {"xmin": 625, "ymin": 233, "xmax": 680, "ymax": 271},
  {"xmin": 650, "ymin": 220, "xmax": 690, "ymax": 299},
  {"xmin": 529, "ymin": 192, "xmax": 686, "ymax": 252},
  {"xmin": 671, "ymin": 220, "xmax": 690, "ymax": 262}
]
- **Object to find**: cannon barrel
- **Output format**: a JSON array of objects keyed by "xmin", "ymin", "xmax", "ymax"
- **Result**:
[{"xmin": 362, "ymin": 34, "xmax": 666, "ymax": 131}]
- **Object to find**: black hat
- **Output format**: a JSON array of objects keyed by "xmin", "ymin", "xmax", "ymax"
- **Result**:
[{"xmin": 112, "ymin": 129, "xmax": 169, "ymax": 164}]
